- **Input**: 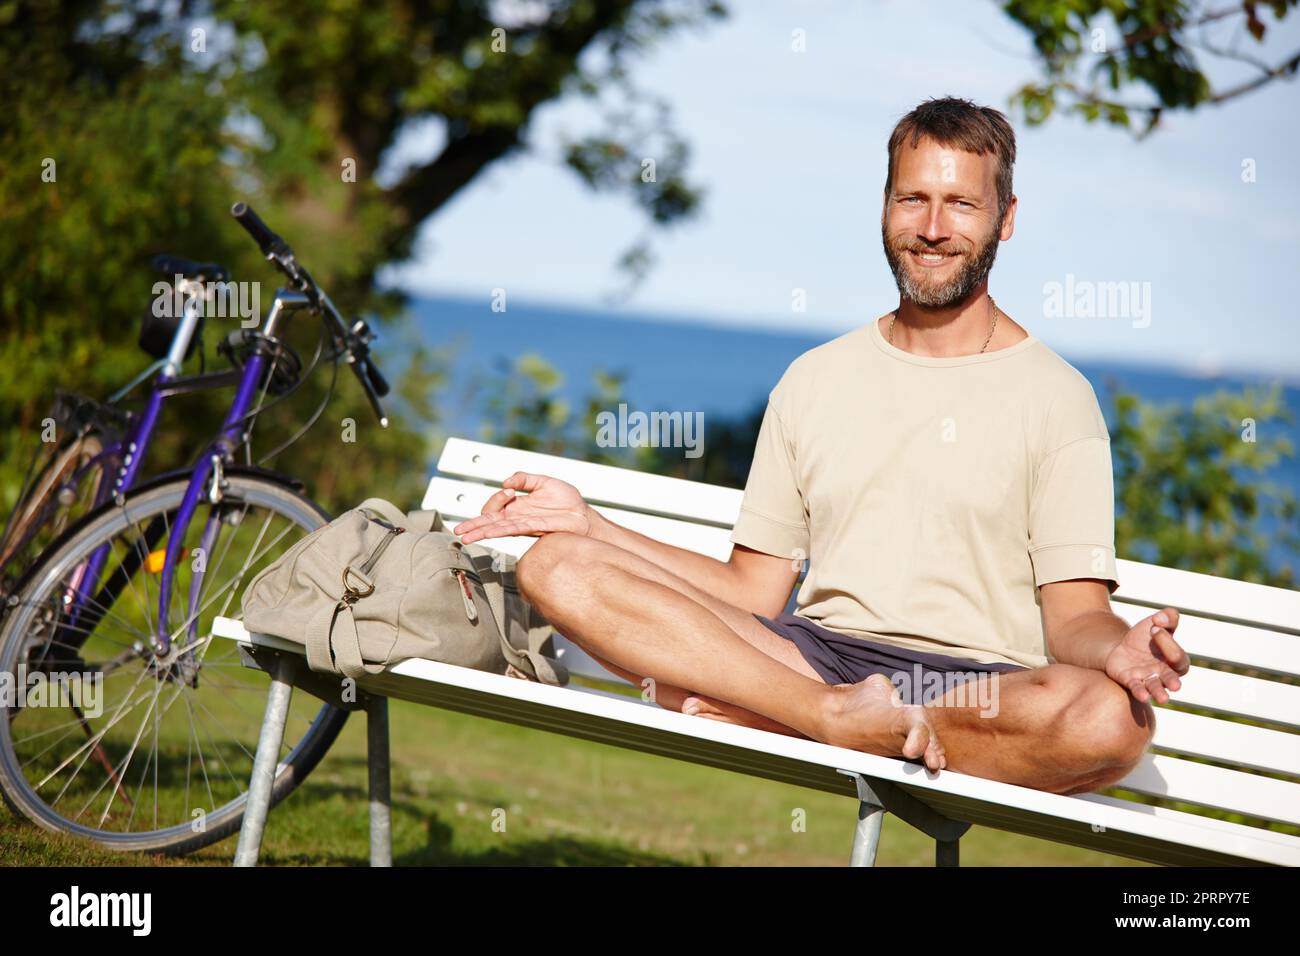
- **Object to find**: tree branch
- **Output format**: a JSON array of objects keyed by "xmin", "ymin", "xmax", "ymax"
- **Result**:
[{"xmin": 1207, "ymin": 47, "xmax": 1300, "ymax": 102}]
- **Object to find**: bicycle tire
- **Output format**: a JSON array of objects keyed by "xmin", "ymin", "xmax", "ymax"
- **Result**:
[
  {"xmin": 0, "ymin": 473, "xmax": 349, "ymax": 855},
  {"xmin": 0, "ymin": 432, "xmax": 108, "ymax": 603}
]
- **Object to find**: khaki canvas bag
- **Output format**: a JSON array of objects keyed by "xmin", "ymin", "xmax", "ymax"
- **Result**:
[{"xmin": 240, "ymin": 497, "xmax": 567, "ymax": 686}]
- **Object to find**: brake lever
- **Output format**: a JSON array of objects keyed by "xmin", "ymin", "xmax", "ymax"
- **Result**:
[
  {"xmin": 348, "ymin": 320, "xmax": 390, "ymax": 397},
  {"xmin": 354, "ymin": 357, "xmax": 390, "ymax": 428}
]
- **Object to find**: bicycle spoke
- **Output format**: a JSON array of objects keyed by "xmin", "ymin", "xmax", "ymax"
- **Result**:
[
  {"xmin": 182, "ymin": 691, "xmax": 217, "ymax": 817},
  {"xmin": 38, "ymin": 685, "xmax": 154, "ymax": 803},
  {"xmin": 181, "ymin": 684, "xmax": 258, "ymax": 767},
  {"xmin": 20, "ymin": 601, "xmax": 144, "ymax": 653},
  {"xmin": 156, "ymin": 519, "xmax": 297, "ymax": 651},
  {"xmin": 47, "ymin": 554, "xmax": 158, "ymax": 646},
  {"xmin": 179, "ymin": 686, "xmax": 248, "ymax": 797},
  {"xmin": 115, "ymin": 513, "xmax": 157, "ymax": 640},
  {"xmin": 90, "ymin": 679, "xmax": 169, "ymax": 827},
  {"xmin": 123, "ymin": 679, "xmax": 165, "ymax": 833},
  {"xmin": 27, "ymin": 659, "xmax": 154, "ymax": 784}
]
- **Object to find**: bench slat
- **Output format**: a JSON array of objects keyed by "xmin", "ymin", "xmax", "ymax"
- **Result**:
[
  {"xmin": 1111, "ymin": 600, "xmax": 1300, "ymax": 677},
  {"xmin": 424, "ymin": 477, "xmax": 734, "ymax": 560},
  {"xmin": 1073, "ymin": 791, "xmax": 1300, "ymax": 850},
  {"xmin": 1163, "ymin": 666, "xmax": 1300, "ymax": 730},
  {"xmin": 436, "ymin": 437, "xmax": 743, "ymax": 525},
  {"xmin": 1114, "ymin": 752, "xmax": 1300, "ymax": 827},
  {"xmin": 1149, "ymin": 707, "xmax": 1300, "ymax": 777},
  {"xmin": 1114, "ymin": 559, "xmax": 1300, "ymax": 635}
]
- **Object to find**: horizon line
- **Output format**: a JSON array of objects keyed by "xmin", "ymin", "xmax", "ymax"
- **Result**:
[{"xmin": 389, "ymin": 287, "xmax": 1300, "ymax": 389}]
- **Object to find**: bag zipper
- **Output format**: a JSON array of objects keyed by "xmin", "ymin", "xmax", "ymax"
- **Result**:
[
  {"xmin": 360, "ymin": 522, "xmax": 404, "ymax": 576},
  {"xmin": 453, "ymin": 568, "xmax": 479, "ymax": 622}
]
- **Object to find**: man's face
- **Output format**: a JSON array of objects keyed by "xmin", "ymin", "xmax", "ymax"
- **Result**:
[{"xmin": 880, "ymin": 137, "xmax": 1011, "ymax": 309}]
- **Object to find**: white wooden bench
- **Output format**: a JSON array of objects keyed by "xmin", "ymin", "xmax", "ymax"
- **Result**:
[{"xmin": 213, "ymin": 437, "xmax": 1300, "ymax": 867}]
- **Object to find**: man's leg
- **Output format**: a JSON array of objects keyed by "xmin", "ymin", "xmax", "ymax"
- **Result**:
[
  {"xmin": 517, "ymin": 532, "xmax": 1153, "ymax": 790},
  {"xmin": 545, "ymin": 534, "xmax": 825, "ymax": 736},
  {"xmin": 577, "ymin": 649, "xmax": 814, "ymax": 737},
  {"xmin": 517, "ymin": 532, "xmax": 946, "ymax": 769},
  {"xmin": 916, "ymin": 665, "xmax": 1157, "ymax": 794}
]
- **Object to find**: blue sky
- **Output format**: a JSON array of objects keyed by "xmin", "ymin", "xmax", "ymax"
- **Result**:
[{"xmin": 379, "ymin": 0, "xmax": 1300, "ymax": 380}]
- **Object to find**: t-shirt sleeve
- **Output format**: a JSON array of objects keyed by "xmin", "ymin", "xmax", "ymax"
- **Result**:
[
  {"xmin": 1028, "ymin": 379, "xmax": 1120, "ymax": 594},
  {"xmin": 730, "ymin": 398, "xmax": 810, "ymax": 561}
]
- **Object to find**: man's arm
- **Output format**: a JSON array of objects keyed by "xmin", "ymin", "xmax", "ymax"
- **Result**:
[
  {"xmin": 452, "ymin": 471, "xmax": 799, "ymax": 617},
  {"xmin": 586, "ymin": 508, "xmax": 799, "ymax": 617},
  {"xmin": 1040, "ymin": 578, "xmax": 1130, "ymax": 670},
  {"xmin": 1040, "ymin": 578, "xmax": 1189, "ymax": 704}
]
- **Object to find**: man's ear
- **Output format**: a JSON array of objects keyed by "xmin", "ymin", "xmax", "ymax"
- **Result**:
[{"xmin": 999, "ymin": 193, "xmax": 1018, "ymax": 241}]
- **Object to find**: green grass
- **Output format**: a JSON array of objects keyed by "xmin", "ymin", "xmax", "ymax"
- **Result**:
[{"xmin": 2, "ymin": 695, "xmax": 1149, "ymax": 867}]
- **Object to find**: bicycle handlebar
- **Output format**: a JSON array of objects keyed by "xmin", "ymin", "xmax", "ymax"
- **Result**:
[
  {"xmin": 230, "ymin": 201, "xmax": 389, "ymax": 427},
  {"xmin": 231, "ymin": 202, "xmax": 288, "ymax": 259}
]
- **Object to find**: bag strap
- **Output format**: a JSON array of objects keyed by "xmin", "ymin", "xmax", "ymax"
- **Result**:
[
  {"xmin": 356, "ymin": 497, "xmax": 407, "ymax": 528},
  {"xmin": 305, "ymin": 599, "xmax": 387, "ymax": 680},
  {"xmin": 404, "ymin": 508, "xmax": 446, "ymax": 532},
  {"xmin": 467, "ymin": 571, "xmax": 568, "ymax": 686}
]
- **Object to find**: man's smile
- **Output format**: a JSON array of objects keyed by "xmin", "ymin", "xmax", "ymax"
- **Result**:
[{"xmin": 908, "ymin": 249, "xmax": 960, "ymax": 268}]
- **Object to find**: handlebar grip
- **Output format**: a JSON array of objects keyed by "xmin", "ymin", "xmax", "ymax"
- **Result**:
[
  {"xmin": 231, "ymin": 202, "xmax": 288, "ymax": 258},
  {"xmin": 362, "ymin": 359, "xmax": 390, "ymax": 398}
]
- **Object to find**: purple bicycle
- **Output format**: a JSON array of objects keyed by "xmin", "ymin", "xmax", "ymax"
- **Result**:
[{"xmin": 0, "ymin": 203, "xmax": 391, "ymax": 853}]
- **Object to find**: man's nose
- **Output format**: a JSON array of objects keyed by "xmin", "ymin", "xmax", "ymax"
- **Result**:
[{"xmin": 916, "ymin": 205, "xmax": 951, "ymax": 242}]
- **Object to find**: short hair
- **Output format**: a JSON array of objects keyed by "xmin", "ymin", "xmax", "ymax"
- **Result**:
[{"xmin": 885, "ymin": 96, "xmax": 1017, "ymax": 225}]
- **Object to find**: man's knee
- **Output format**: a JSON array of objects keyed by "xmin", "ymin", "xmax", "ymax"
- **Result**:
[
  {"xmin": 1051, "ymin": 665, "xmax": 1156, "ymax": 773},
  {"xmin": 515, "ymin": 532, "xmax": 595, "ymax": 605},
  {"xmin": 1109, "ymin": 693, "xmax": 1157, "ymax": 773}
]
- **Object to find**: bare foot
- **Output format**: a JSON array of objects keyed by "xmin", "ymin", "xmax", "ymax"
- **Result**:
[{"xmin": 825, "ymin": 674, "xmax": 947, "ymax": 772}]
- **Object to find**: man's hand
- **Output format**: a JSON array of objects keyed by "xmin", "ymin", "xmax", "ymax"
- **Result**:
[
  {"xmin": 1104, "ymin": 608, "xmax": 1189, "ymax": 705},
  {"xmin": 452, "ymin": 471, "xmax": 595, "ymax": 544}
]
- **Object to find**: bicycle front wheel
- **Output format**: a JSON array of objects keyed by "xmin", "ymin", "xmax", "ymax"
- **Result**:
[{"xmin": 0, "ymin": 472, "xmax": 348, "ymax": 855}]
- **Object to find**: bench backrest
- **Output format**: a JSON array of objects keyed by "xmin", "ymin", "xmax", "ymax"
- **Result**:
[{"xmin": 426, "ymin": 438, "xmax": 1300, "ymax": 837}]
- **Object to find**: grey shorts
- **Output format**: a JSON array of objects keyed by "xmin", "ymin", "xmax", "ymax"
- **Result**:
[{"xmin": 755, "ymin": 612, "xmax": 1030, "ymax": 706}]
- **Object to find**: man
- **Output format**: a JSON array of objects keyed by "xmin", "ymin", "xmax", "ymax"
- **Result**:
[{"xmin": 453, "ymin": 96, "xmax": 1190, "ymax": 795}]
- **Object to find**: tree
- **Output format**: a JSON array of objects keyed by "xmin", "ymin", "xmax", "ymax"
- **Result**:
[
  {"xmin": 1003, "ymin": 0, "xmax": 1300, "ymax": 137},
  {"xmin": 1108, "ymin": 381, "xmax": 1297, "ymax": 586},
  {"xmin": 0, "ymin": 0, "xmax": 723, "ymax": 517}
]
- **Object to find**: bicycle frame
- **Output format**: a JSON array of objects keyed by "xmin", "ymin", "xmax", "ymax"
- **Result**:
[{"xmin": 60, "ymin": 281, "xmax": 316, "ymax": 661}]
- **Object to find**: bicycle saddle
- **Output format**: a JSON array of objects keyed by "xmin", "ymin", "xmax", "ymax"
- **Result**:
[{"xmin": 151, "ymin": 254, "xmax": 231, "ymax": 283}]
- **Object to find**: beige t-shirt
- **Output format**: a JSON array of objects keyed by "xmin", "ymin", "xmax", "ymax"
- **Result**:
[{"xmin": 729, "ymin": 316, "xmax": 1120, "ymax": 669}]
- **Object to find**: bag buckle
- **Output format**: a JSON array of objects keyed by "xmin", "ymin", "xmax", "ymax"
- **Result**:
[{"xmin": 341, "ymin": 566, "xmax": 375, "ymax": 604}]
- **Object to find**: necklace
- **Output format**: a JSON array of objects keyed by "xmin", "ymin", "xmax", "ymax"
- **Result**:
[{"xmin": 889, "ymin": 294, "xmax": 999, "ymax": 354}]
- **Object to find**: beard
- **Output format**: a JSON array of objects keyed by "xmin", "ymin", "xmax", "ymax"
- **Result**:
[{"xmin": 881, "ymin": 217, "xmax": 1002, "ymax": 309}]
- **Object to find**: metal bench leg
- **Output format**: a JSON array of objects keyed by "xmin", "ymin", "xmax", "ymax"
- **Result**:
[
  {"xmin": 850, "ymin": 799, "xmax": 886, "ymax": 867},
  {"xmin": 936, "ymin": 838, "xmax": 960, "ymax": 866},
  {"xmin": 367, "ymin": 695, "xmax": 392, "ymax": 867},
  {"xmin": 838, "ymin": 769, "xmax": 971, "ymax": 868},
  {"xmin": 234, "ymin": 659, "xmax": 295, "ymax": 867}
]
